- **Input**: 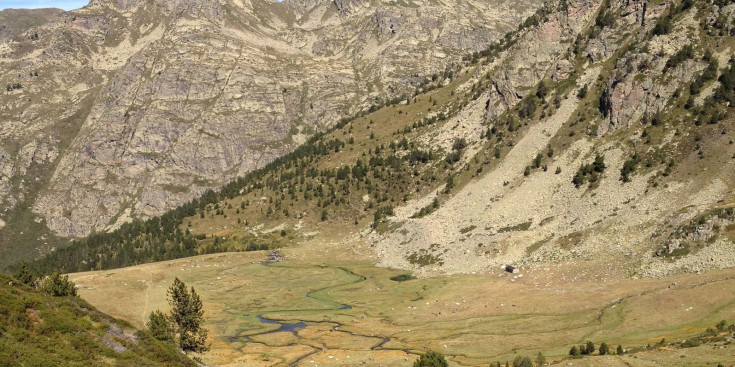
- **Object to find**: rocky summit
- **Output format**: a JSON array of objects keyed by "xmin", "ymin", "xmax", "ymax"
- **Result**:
[{"xmin": 0, "ymin": 0, "xmax": 539, "ymax": 261}]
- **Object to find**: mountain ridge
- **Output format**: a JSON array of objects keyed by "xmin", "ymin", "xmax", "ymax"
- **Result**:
[{"xmin": 0, "ymin": 0, "xmax": 541, "ymax": 265}]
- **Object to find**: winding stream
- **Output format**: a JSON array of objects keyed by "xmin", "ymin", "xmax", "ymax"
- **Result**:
[
  {"xmin": 228, "ymin": 265, "xmax": 398, "ymax": 365},
  {"xmin": 256, "ymin": 315, "xmax": 307, "ymax": 334}
]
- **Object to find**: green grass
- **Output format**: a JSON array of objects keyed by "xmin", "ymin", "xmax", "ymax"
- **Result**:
[
  {"xmin": 67, "ymin": 250, "xmax": 735, "ymax": 366},
  {"xmin": 0, "ymin": 272, "xmax": 195, "ymax": 366}
]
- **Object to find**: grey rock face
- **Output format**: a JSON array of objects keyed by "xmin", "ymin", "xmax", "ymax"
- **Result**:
[
  {"xmin": 596, "ymin": 1, "xmax": 703, "ymax": 135},
  {"xmin": 333, "ymin": 0, "xmax": 364, "ymax": 15},
  {"xmin": 485, "ymin": 0, "xmax": 601, "ymax": 121},
  {"xmin": 0, "ymin": 0, "xmax": 542, "ymax": 241}
]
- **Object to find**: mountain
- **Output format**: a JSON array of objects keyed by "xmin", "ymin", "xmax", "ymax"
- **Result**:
[
  {"xmin": 0, "ymin": 272, "xmax": 195, "ymax": 366},
  {"xmin": 9, "ymin": 0, "xmax": 735, "ymax": 365},
  {"xmin": 0, "ymin": 0, "xmax": 543, "ymax": 266},
  {"xmin": 28, "ymin": 0, "xmax": 735, "ymax": 280}
]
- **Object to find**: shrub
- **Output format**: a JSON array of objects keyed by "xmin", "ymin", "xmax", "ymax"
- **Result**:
[
  {"xmin": 38, "ymin": 272, "xmax": 77, "ymax": 297},
  {"xmin": 665, "ymin": 45, "xmax": 695, "ymax": 70},
  {"xmin": 512, "ymin": 356, "xmax": 532, "ymax": 367},
  {"xmin": 519, "ymin": 97, "xmax": 537, "ymax": 118},
  {"xmin": 577, "ymin": 84, "xmax": 588, "ymax": 99},
  {"xmin": 569, "ymin": 345, "xmax": 580, "ymax": 356},
  {"xmin": 413, "ymin": 350, "xmax": 448, "ymax": 367},
  {"xmin": 653, "ymin": 15, "xmax": 672, "ymax": 35}
]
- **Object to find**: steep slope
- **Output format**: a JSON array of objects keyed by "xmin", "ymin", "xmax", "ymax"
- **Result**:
[
  {"xmin": 0, "ymin": 0, "xmax": 542, "ymax": 266},
  {"xmin": 28, "ymin": 0, "xmax": 735, "ymax": 280},
  {"xmin": 0, "ymin": 272, "xmax": 195, "ymax": 366},
  {"xmin": 374, "ymin": 0, "xmax": 735, "ymax": 276}
]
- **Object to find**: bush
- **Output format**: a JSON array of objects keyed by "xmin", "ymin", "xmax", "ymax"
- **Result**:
[
  {"xmin": 390, "ymin": 274, "xmax": 415, "ymax": 282},
  {"xmin": 147, "ymin": 310, "xmax": 174, "ymax": 343},
  {"xmin": 620, "ymin": 154, "xmax": 640, "ymax": 182},
  {"xmin": 452, "ymin": 138, "xmax": 468, "ymax": 151},
  {"xmin": 573, "ymin": 154, "xmax": 606, "ymax": 187},
  {"xmin": 665, "ymin": 45, "xmax": 694, "ymax": 70},
  {"xmin": 512, "ymin": 356, "xmax": 532, "ymax": 367},
  {"xmin": 519, "ymin": 97, "xmax": 537, "ymax": 118},
  {"xmin": 569, "ymin": 345, "xmax": 580, "ymax": 356},
  {"xmin": 413, "ymin": 350, "xmax": 448, "ymax": 367},
  {"xmin": 653, "ymin": 15, "xmax": 672, "ymax": 35},
  {"xmin": 13, "ymin": 261, "xmax": 35, "ymax": 285},
  {"xmin": 38, "ymin": 272, "xmax": 77, "ymax": 297},
  {"xmin": 586, "ymin": 341, "xmax": 595, "ymax": 354},
  {"xmin": 577, "ymin": 84, "xmax": 588, "ymax": 99}
]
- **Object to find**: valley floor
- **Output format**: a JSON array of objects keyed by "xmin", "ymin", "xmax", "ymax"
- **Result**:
[{"xmin": 69, "ymin": 239, "xmax": 735, "ymax": 366}]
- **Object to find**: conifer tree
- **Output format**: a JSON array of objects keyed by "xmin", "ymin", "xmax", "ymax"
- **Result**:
[
  {"xmin": 13, "ymin": 261, "xmax": 35, "ymax": 285},
  {"xmin": 569, "ymin": 345, "xmax": 580, "ymax": 356},
  {"xmin": 413, "ymin": 350, "xmax": 448, "ymax": 367},
  {"xmin": 39, "ymin": 272, "xmax": 77, "ymax": 297},
  {"xmin": 147, "ymin": 310, "xmax": 174, "ymax": 343},
  {"xmin": 585, "ymin": 341, "xmax": 595, "ymax": 355},
  {"xmin": 168, "ymin": 277, "xmax": 209, "ymax": 353}
]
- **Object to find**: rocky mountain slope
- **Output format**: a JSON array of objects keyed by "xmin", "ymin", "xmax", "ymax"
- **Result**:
[
  {"xmin": 373, "ymin": 0, "xmax": 735, "ymax": 277},
  {"xmin": 28, "ymin": 0, "xmax": 735, "ymax": 281},
  {"xmin": 0, "ymin": 0, "xmax": 542, "ymax": 264}
]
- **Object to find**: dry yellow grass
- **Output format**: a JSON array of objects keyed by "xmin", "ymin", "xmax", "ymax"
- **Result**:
[{"xmin": 69, "ymin": 239, "xmax": 735, "ymax": 366}]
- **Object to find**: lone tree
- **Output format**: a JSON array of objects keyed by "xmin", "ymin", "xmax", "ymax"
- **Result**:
[
  {"xmin": 149, "ymin": 278, "xmax": 209, "ymax": 353},
  {"xmin": 169, "ymin": 277, "xmax": 209, "ymax": 353},
  {"xmin": 413, "ymin": 350, "xmax": 448, "ymax": 367}
]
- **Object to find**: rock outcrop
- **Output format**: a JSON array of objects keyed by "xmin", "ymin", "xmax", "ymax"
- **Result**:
[{"xmin": 0, "ymin": 0, "xmax": 541, "ymax": 252}]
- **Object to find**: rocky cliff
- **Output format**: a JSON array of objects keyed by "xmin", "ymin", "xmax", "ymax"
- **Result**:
[{"xmin": 0, "ymin": 0, "xmax": 541, "ymax": 262}]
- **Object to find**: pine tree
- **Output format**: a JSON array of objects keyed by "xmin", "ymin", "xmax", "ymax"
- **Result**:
[
  {"xmin": 39, "ymin": 272, "xmax": 77, "ymax": 297},
  {"xmin": 599, "ymin": 342, "xmax": 610, "ymax": 355},
  {"xmin": 569, "ymin": 345, "xmax": 579, "ymax": 356},
  {"xmin": 512, "ymin": 356, "xmax": 532, "ymax": 367},
  {"xmin": 168, "ymin": 277, "xmax": 209, "ymax": 353},
  {"xmin": 147, "ymin": 310, "xmax": 174, "ymax": 343},
  {"xmin": 13, "ymin": 261, "xmax": 35, "ymax": 285},
  {"xmin": 586, "ymin": 341, "xmax": 595, "ymax": 355},
  {"xmin": 413, "ymin": 350, "xmax": 448, "ymax": 367},
  {"xmin": 617, "ymin": 345, "xmax": 624, "ymax": 355}
]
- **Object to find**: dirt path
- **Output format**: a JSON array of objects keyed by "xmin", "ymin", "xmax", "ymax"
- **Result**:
[{"xmin": 140, "ymin": 271, "xmax": 153, "ymax": 325}]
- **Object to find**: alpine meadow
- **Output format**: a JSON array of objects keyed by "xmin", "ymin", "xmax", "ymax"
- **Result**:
[{"xmin": 2, "ymin": 0, "xmax": 735, "ymax": 365}]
